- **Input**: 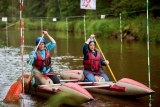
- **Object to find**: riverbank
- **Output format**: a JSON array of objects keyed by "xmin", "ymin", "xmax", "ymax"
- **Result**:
[{"xmin": 0, "ymin": 15, "xmax": 160, "ymax": 43}]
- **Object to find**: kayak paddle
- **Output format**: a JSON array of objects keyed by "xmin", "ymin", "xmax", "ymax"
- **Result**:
[{"xmin": 4, "ymin": 80, "xmax": 22, "ymax": 103}]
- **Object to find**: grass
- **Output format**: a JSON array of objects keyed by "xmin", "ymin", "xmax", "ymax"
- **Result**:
[{"xmin": 1, "ymin": 15, "xmax": 160, "ymax": 43}]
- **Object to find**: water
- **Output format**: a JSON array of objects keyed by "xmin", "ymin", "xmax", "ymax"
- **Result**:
[{"xmin": 0, "ymin": 30, "xmax": 159, "ymax": 107}]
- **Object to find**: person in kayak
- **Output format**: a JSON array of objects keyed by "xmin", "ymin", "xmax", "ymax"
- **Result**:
[
  {"xmin": 28, "ymin": 31, "xmax": 60, "ymax": 85},
  {"xmin": 83, "ymin": 34, "xmax": 109, "ymax": 82}
]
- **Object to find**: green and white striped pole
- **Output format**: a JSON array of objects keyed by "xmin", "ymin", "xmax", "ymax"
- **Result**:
[
  {"xmin": 66, "ymin": 17, "xmax": 69, "ymax": 54},
  {"xmin": 5, "ymin": 20, "xmax": 8, "ymax": 47},
  {"xmin": 146, "ymin": 0, "xmax": 152, "ymax": 106},
  {"xmin": 119, "ymin": 13, "xmax": 123, "ymax": 54},
  {"xmin": 41, "ymin": 19, "xmax": 43, "ymax": 32},
  {"xmin": 84, "ymin": 15, "xmax": 86, "ymax": 41}
]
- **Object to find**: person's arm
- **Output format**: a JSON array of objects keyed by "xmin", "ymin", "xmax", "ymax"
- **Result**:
[
  {"xmin": 83, "ymin": 34, "xmax": 95, "ymax": 59},
  {"xmin": 101, "ymin": 56, "xmax": 109, "ymax": 66},
  {"xmin": 46, "ymin": 42, "xmax": 56, "ymax": 52},
  {"xmin": 83, "ymin": 43, "xmax": 89, "ymax": 55},
  {"xmin": 85, "ymin": 34, "xmax": 95, "ymax": 44},
  {"xmin": 85, "ymin": 38, "xmax": 91, "ymax": 44},
  {"xmin": 27, "ymin": 51, "xmax": 37, "ymax": 65},
  {"xmin": 83, "ymin": 36, "xmax": 92, "ymax": 59},
  {"xmin": 43, "ymin": 31, "xmax": 56, "ymax": 52},
  {"xmin": 43, "ymin": 31, "xmax": 56, "ymax": 43},
  {"xmin": 84, "ymin": 34, "xmax": 95, "ymax": 53}
]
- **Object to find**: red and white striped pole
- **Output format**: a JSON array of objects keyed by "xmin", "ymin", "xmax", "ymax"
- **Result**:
[{"xmin": 19, "ymin": 0, "xmax": 24, "ymax": 93}]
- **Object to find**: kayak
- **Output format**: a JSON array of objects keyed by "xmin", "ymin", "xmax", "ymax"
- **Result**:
[
  {"xmin": 22, "ymin": 74, "xmax": 94, "ymax": 103},
  {"xmin": 60, "ymin": 70, "xmax": 155, "ymax": 98}
]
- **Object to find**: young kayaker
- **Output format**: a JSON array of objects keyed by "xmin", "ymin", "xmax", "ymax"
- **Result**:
[
  {"xmin": 28, "ymin": 31, "xmax": 60, "ymax": 85},
  {"xmin": 83, "ymin": 34, "xmax": 109, "ymax": 82}
]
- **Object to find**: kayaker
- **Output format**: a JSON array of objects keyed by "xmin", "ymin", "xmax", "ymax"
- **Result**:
[
  {"xmin": 28, "ymin": 31, "xmax": 60, "ymax": 85},
  {"xmin": 83, "ymin": 34, "xmax": 109, "ymax": 82}
]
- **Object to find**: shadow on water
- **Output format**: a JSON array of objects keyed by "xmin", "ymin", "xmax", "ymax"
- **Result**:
[{"xmin": 84, "ymin": 92, "xmax": 153, "ymax": 107}]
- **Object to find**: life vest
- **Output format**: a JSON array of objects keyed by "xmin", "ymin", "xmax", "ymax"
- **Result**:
[
  {"xmin": 83, "ymin": 51, "xmax": 101, "ymax": 71},
  {"xmin": 33, "ymin": 49, "xmax": 51, "ymax": 71}
]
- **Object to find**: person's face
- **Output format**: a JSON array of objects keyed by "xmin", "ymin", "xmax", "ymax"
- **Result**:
[
  {"xmin": 38, "ymin": 42, "xmax": 45, "ymax": 51},
  {"xmin": 89, "ymin": 42, "xmax": 95, "ymax": 51}
]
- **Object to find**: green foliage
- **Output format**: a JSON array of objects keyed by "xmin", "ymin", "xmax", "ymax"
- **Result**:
[
  {"xmin": 46, "ymin": 0, "xmax": 60, "ymax": 17},
  {"xmin": 0, "ymin": 22, "xmax": 6, "ymax": 28},
  {"xmin": 74, "ymin": 20, "xmax": 84, "ymax": 33},
  {"xmin": 24, "ymin": 19, "xmax": 41, "ymax": 30},
  {"xmin": 155, "ymin": 35, "xmax": 160, "ymax": 43},
  {"xmin": 59, "ymin": 0, "xmax": 85, "ymax": 17},
  {"xmin": 149, "ymin": 17, "xmax": 160, "ymax": 42},
  {"xmin": 123, "ymin": 15, "xmax": 146, "ymax": 37},
  {"xmin": 54, "ymin": 21, "xmax": 67, "ymax": 31},
  {"xmin": 47, "ymin": 93, "xmax": 86, "ymax": 107},
  {"xmin": 86, "ymin": 0, "xmax": 113, "ymax": 15},
  {"xmin": 0, "ymin": 0, "xmax": 9, "ymax": 16},
  {"xmin": 23, "ymin": 0, "xmax": 48, "ymax": 17},
  {"xmin": 111, "ymin": 0, "xmax": 146, "ymax": 16},
  {"xmin": 9, "ymin": 15, "xmax": 160, "ymax": 43},
  {"xmin": 86, "ymin": 18, "xmax": 119, "ymax": 37}
]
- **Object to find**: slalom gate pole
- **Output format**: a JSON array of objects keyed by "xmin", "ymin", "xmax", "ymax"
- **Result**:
[
  {"xmin": 146, "ymin": 0, "xmax": 152, "ymax": 106},
  {"xmin": 19, "ymin": 0, "xmax": 24, "ymax": 93}
]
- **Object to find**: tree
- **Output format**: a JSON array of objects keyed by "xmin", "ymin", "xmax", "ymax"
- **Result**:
[
  {"xmin": 59, "ymin": 0, "xmax": 85, "ymax": 17},
  {"xmin": 0, "ymin": 0, "xmax": 11, "ymax": 17},
  {"xmin": 24, "ymin": 0, "xmax": 48, "ymax": 17},
  {"xmin": 46, "ymin": 0, "xmax": 60, "ymax": 17}
]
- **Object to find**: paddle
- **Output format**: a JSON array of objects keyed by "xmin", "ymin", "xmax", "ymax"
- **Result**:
[
  {"xmin": 26, "ymin": 33, "xmax": 45, "ymax": 90},
  {"xmin": 4, "ymin": 80, "xmax": 22, "ymax": 103},
  {"xmin": 82, "ymin": 85, "xmax": 110, "ymax": 89},
  {"xmin": 4, "ymin": 33, "xmax": 45, "ymax": 103},
  {"xmin": 39, "ymin": 83, "xmax": 111, "ymax": 89},
  {"xmin": 28, "ymin": 33, "xmax": 45, "ymax": 64},
  {"xmin": 94, "ymin": 38, "xmax": 117, "ymax": 82}
]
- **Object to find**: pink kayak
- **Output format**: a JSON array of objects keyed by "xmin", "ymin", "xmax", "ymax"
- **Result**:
[
  {"xmin": 22, "ymin": 74, "xmax": 94, "ymax": 103},
  {"xmin": 60, "ymin": 70, "xmax": 155, "ymax": 98}
]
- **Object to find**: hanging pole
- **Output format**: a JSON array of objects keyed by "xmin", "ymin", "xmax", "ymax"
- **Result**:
[
  {"xmin": 84, "ymin": 15, "xmax": 86, "ymax": 41},
  {"xmin": 119, "ymin": 13, "xmax": 123, "ymax": 54},
  {"xmin": 146, "ymin": 0, "xmax": 151, "ymax": 90},
  {"xmin": 58, "ymin": 0, "xmax": 61, "ymax": 18},
  {"xmin": 6, "ymin": 21, "xmax": 8, "ymax": 47},
  {"xmin": 19, "ymin": 0, "xmax": 24, "ymax": 93},
  {"xmin": 120, "ymin": 13, "xmax": 122, "ymax": 43},
  {"xmin": 41, "ymin": 19, "xmax": 43, "ymax": 32},
  {"xmin": 146, "ymin": 0, "xmax": 152, "ymax": 106},
  {"xmin": 66, "ymin": 17, "xmax": 69, "ymax": 54}
]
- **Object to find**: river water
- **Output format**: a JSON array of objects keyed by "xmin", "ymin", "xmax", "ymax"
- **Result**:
[{"xmin": 0, "ymin": 30, "xmax": 159, "ymax": 107}]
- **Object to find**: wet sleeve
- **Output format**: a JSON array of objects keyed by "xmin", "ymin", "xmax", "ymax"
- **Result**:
[{"xmin": 46, "ymin": 42, "xmax": 56, "ymax": 52}]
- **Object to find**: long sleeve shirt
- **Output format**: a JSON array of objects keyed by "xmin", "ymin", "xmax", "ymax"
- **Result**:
[
  {"xmin": 83, "ymin": 43, "xmax": 106, "ymax": 66},
  {"xmin": 28, "ymin": 42, "xmax": 56, "ymax": 74}
]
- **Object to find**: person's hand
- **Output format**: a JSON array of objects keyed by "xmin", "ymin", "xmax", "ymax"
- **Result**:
[
  {"xmin": 42, "ymin": 31, "xmax": 48, "ymax": 36},
  {"xmin": 30, "ymin": 55, "xmax": 34, "ymax": 59},
  {"xmin": 104, "ymin": 60, "xmax": 109, "ymax": 65},
  {"xmin": 90, "ymin": 34, "xmax": 95, "ymax": 38}
]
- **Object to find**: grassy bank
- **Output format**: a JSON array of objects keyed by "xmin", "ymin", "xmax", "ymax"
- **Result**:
[{"xmin": 1, "ymin": 15, "xmax": 160, "ymax": 43}]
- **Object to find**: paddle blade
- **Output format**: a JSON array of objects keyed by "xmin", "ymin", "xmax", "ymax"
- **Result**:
[{"xmin": 4, "ymin": 80, "xmax": 22, "ymax": 103}]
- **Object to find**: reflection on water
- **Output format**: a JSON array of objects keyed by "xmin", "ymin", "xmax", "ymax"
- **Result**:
[{"xmin": 0, "ymin": 30, "xmax": 159, "ymax": 107}]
